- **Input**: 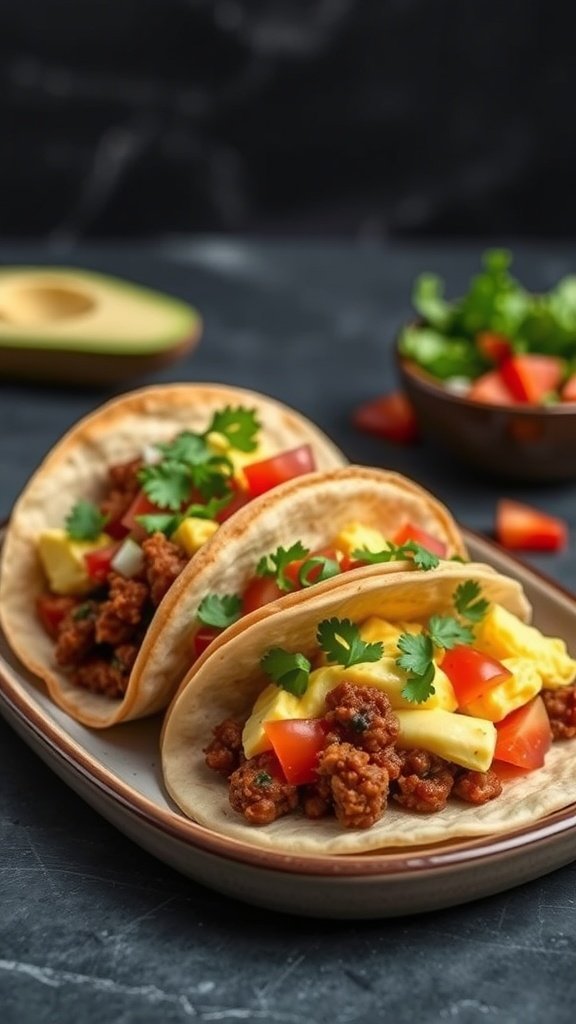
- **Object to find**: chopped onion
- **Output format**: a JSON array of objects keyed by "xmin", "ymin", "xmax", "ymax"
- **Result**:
[
  {"xmin": 142, "ymin": 443, "xmax": 163, "ymax": 465},
  {"xmin": 111, "ymin": 538, "xmax": 144, "ymax": 579}
]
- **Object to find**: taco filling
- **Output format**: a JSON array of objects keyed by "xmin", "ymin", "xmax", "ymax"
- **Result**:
[
  {"xmin": 34, "ymin": 405, "xmax": 320, "ymax": 698},
  {"xmin": 193, "ymin": 523, "xmax": 449, "ymax": 657},
  {"xmin": 202, "ymin": 583, "xmax": 576, "ymax": 832}
]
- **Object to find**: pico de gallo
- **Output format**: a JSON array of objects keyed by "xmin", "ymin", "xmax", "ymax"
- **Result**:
[
  {"xmin": 398, "ymin": 249, "xmax": 576, "ymax": 406},
  {"xmin": 204, "ymin": 582, "xmax": 576, "ymax": 830},
  {"xmin": 35, "ymin": 406, "xmax": 320, "ymax": 699}
]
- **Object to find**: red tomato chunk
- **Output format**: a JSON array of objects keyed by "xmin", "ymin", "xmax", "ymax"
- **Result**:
[
  {"xmin": 494, "ymin": 696, "xmax": 552, "ymax": 770},
  {"xmin": 264, "ymin": 718, "xmax": 328, "ymax": 785},
  {"xmin": 243, "ymin": 445, "xmax": 316, "ymax": 498}
]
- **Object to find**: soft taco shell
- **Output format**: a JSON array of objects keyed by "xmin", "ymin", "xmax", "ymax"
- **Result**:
[
  {"xmin": 154, "ymin": 463, "xmax": 468, "ymax": 698},
  {"xmin": 0, "ymin": 382, "xmax": 345, "ymax": 728},
  {"xmin": 158, "ymin": 562, "xmax": 576, "ymax": 857}
]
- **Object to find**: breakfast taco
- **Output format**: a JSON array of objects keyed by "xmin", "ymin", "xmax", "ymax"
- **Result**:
[
  {"xmin": 0, "ymin": 382, "xmax": 346, "ymax": 728},
  {"xmin": 151, "ymin": 463, "xmax": 468, "ymax": 668},
  {"xmin": 161, "ymin": 562, "xmax": 576, "ymax": 854}
]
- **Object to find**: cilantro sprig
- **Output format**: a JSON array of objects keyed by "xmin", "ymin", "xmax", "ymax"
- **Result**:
[
  {"xmin": 197, "ymin": 593, "xmax": 243, "ymax": 629},
  {"xmin": 256, "ymin": 542, "xmax": 309, "ymax": 591},
  {"xmin": 397, "ymin": 580, "xmax": 489, "ymax": 703},
  {"xmin": 353, "ymin": 541, "xmax": 440, "ymax": 572},
  {"xmin": 136, "ymin": 407, "xmax": 259, "ymax": 514},
  {"xmin": 260, "ymin": 617, "xmax": 384, "ymax": 697},
  {"xmin": 65, "ymin": 501, "xmax": 108, "ymax": 541}
]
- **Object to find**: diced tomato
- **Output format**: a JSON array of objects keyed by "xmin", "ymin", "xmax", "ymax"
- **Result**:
[
  {"xmin": 283, "ymin": 547, "xmax": 341, "ymax": 590},
  {"xmin": 500, "ymin": 354, "xmax": 566, "ymax": 404},
  {"xmin": 264, "ymin": 718, "xmax": 328, "ymax": 785},
  {"xmin": 561, "ymin": 373, "xmax": 576, "ymax": 402},
  {"xmin": 441, "ymin": 646, "xmax": 512, "ymax": 706},
  {"xmin": 36, "ymin": 594, "xmax": 77, "ymax": 638},
  {"xmin": 393, "ymin": 522, "xmax": 448, "ymax": 557},
  {"xmin": 243, "ymin": 444, "xmax": 316, "ymax": 498},
  {"xmin": 352, "ymin": 391, "xmax": 420, "ymax": 444},
  {"xmin": 242, "ymin": 576, "xmax": 284, "ymax": 615},
  {"xmin": 193, "ymin": 624, "xmax": 222, "ymax": 658},
  {"xmin": 84, "ymin": 544, "xmax": 119, "ymax": 583},
  {"xmin": 339, "ymin": 554, "xmax": 366, "ymax": 572},
  {"xmin": 121, "ymin": 490, "xmax": 165, "ymax": 540},
  {"xmin": 494, "ymin": 696, "xmax": 552, "ymax": 770},
  {"xmin": 475, "ymin": 331, "xmax": 513, "ymax": 364},
  {"xmin": 214, "ymin": 481, "xmax": 251, "ymax": 523},
  {"xmin": 468, "ymin": 370, "xmax": 517, "ymax": 406},
  {"xmin": 495, "ymin": 499, "xmax": 568, "ymax": 552}
]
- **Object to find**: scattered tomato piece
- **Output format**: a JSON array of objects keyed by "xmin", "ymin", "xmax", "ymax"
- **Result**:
[
  {"xmin": 495, "ymin": 499, "xmax": 568, "ymax": 552},
  {"xmin": 352, "ymin": 391, "xmax": 419, "ymax": 444},
  {"xmin": 393, "ymin": 522, "xmax": 447, "ymax": 557},
  {"xmin": 36, "ymin": 594, "xmax": 76, "ymax": 638},
  {"xmin": 494, "ymin": 696, "xmax": 552, "ymax": 770},
  {"xmin": 499, "ymin": 354, "xmax": 566, "ymax": 404},
  {"xmin": 441, "ymin": 646, "xmax": 512, "ymax": 706},
  {"xmin": 468, "ymin": 369, "xmax": 517, "ymax": 405},
  {"xmin": 264, "ymin": 718, "xmax": 328, "ymax": 785},
  {"xmin": 561, "ymin": 373, "xmax": 576, "ymax": 402},
  {"xmin": 283, "ymin": 546, "xmax": 341, "ymax": 589},
  {"xmin": 121, "ymin": 490, "xmax": 165, "ymax": 541},
  {"xmin": 193, "ymin": 624, "xmax": 222, "ymax": 658}
]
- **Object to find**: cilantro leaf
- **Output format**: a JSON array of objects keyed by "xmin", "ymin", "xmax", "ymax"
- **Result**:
[
  {"xmin": 428, "ymin": 614, "xmax": 474, "ymax": 649},
  {"xmin": 65, "ymin": 501, "xmax": 108, "ymax": 541},
  {"xmin": 261, "ymin": 647, "xmax": 311, "ymax": 697},
  {"xmin": 397, "ymin": 632, "xmax": 434, "ymax": 677},
  {"xmin": 352, "ymin": 540, "xmax": 439, "ymax": 571},
  {"xmin": 256, "ymin": 542, "xmax": 309, "ymax": 591},
  {"xmin": 316, "ymin": 618, "xmax": 383, "ymax": 668},
  {"xmin": 401, "ymin": 662, "xmax": 437, "ymax": 704},
  {"xmin": 137, "ymin": 494, "xmax": 233, "ymax": 536},
  {"xmin": 188, "ymin": 456, "xmax": 234, "ymax": 501},
  {"xmin": 397, "ymin": 633, "xmax": 437, "ymax": 704},
  {"xmin": 158, "ymin": 431, "xmax": 211, "ymax": 465},
  {"xmin": 197, "ymin": 593, "xmax": 242, "ymax": 629},
  {"xmin": 138, "ymin": 460, "xmax": 192, "ymax": 511},
  {"xmin": 454, "ymin": 581, "xmax": 489, "ymax": 623},
  {"xmin": 136, "ymin": 512, "xmax": 181, "ymax": 536},
  {"xmin": 209, "ymin": 406, "xmax": 260, "ymax": 452}
]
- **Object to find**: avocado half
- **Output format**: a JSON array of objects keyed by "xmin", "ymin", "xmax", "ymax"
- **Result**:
[{"xmin": 0, "ymin": 266, "xmax": 202, "ymax": 384}]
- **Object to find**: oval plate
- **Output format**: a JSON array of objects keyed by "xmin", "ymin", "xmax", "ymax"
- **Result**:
[{"xmin": 1, "ymin": 528, "xmax": 576, "ymax": 918}]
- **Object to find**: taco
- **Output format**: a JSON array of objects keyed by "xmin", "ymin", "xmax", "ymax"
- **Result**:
[
  {"xmin": 154, "ymin": 463, "xmax": 468, "ymax": 667},
  {"xmin": 161, "ymin": 562, "xmax": 576, "ymax": 855},
  {"xmin": 0, "ymin": 382, "xmax": 345, "ymax": 728}
]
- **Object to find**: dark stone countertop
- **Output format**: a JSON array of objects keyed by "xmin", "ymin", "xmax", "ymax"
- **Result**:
[{"xmin": 1, "ymin": 238, "xmax": 576, "ymax": 1023}]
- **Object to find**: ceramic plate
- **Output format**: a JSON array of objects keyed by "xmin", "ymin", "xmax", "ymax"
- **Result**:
[{"xmin": 1, "ymin": 528, "xmax": 576, "ymax": 919}]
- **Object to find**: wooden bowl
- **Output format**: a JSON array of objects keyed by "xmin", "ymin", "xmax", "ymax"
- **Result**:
[{"xmin": 397, "ymin": 352, "xmax": 576, "ymax": 482}]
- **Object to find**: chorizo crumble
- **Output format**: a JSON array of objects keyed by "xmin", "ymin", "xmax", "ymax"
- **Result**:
[
  {"xmin": 204, "ymin": 681, "xmax": 515, "ymax": 831},
  {"xmin": 37, "ymin": 457, "xmax": 191, "ymax": 697}
]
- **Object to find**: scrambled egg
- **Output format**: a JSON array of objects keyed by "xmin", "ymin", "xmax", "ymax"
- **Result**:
[
  {"xmin": 37, "ymin": 529, "xmax": 113, "ymax": 596},
  {"xmin": 474, "ymin": 604, "xmax": 576, "ymax": 689}
]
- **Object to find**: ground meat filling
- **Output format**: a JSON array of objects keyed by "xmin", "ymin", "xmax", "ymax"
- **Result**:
[
  {"xmin": 39, "ymin": 457, "xmax": 194, "ymax": 697},
  {"xmin": 228, "ymin": 752, "xmax": 299, "ymax": 826},
  {"xmin": 542, "ymin": 685, "xmax": 576, "ymax": 739},
  {"xmin": 207, "ymin": 680, "xmax": 507, "ymax": 831}
]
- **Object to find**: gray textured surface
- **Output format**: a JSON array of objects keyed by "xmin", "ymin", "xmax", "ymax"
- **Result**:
[{"xmin": 1, "ymin": 239, "xmax": 576, "ymax": 1022}]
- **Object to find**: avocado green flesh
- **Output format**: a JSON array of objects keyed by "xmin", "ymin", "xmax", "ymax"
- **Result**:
[{"xmin": 0, "ymin": 267, "xmax": 201, "ymax": 355}]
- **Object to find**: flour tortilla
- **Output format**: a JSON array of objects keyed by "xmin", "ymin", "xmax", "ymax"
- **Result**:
[
  {"xmin": 161, "ymin": 463, "xmax": 468, "ymax": 692},
  {"xmin": 0, "ymin": 382, "xmax": 346, "ymax": 727},
  {"xmin": 159, "ymin": 563, "xmax": 576, "ymax": 856}
]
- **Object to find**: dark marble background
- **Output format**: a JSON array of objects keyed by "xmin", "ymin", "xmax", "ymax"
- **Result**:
[{"xmin": 1, "ymin": 0, "xmax": 575, "ymax": 241}]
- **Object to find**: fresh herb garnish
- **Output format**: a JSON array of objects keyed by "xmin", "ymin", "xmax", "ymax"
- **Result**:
[
  {"xmin": 261, "ymin": 647, "xmax": 311, "ymax": 697},
  {"xmin": 254, "ymin": 771, "xmax": 272, "ymax": 787},
  {"xmin": 136, "ymin": 494, "xmax": 233, "ymax": 536},
  {"xmin": 256, "ymin": 542, "xmax": 309, "ymax": 591},
  {"xmin": 397, "ymin": 580, "xmax": 488, "ymax": 703},
  {"xmin": 72, "ymin": 602, "xmax": 94, "ymax": 621},
  {"xmin": 297, "ymin": 555, "xmax": 341, "ymax": 587},
  {"xmin": 316, "ymin": 618, "xmax": 383, "ymax": 668},
  {"xmin": 197, "ymin": 594, "xmax": 243, "ymax": 629},
  {"xmin": 454, "ymin": 580, "xmax": 489, "ymax": 623},
  {"xmin": 65, "ymin": 501, "xmax": 108, "ymax": 541},
  {"xmin": 353, "ymin": 541, "xmax": 440, "ymax": 571},
  {"xmin": 209, "ymin": 407, "xmax": 260, "ymax": 452}
]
